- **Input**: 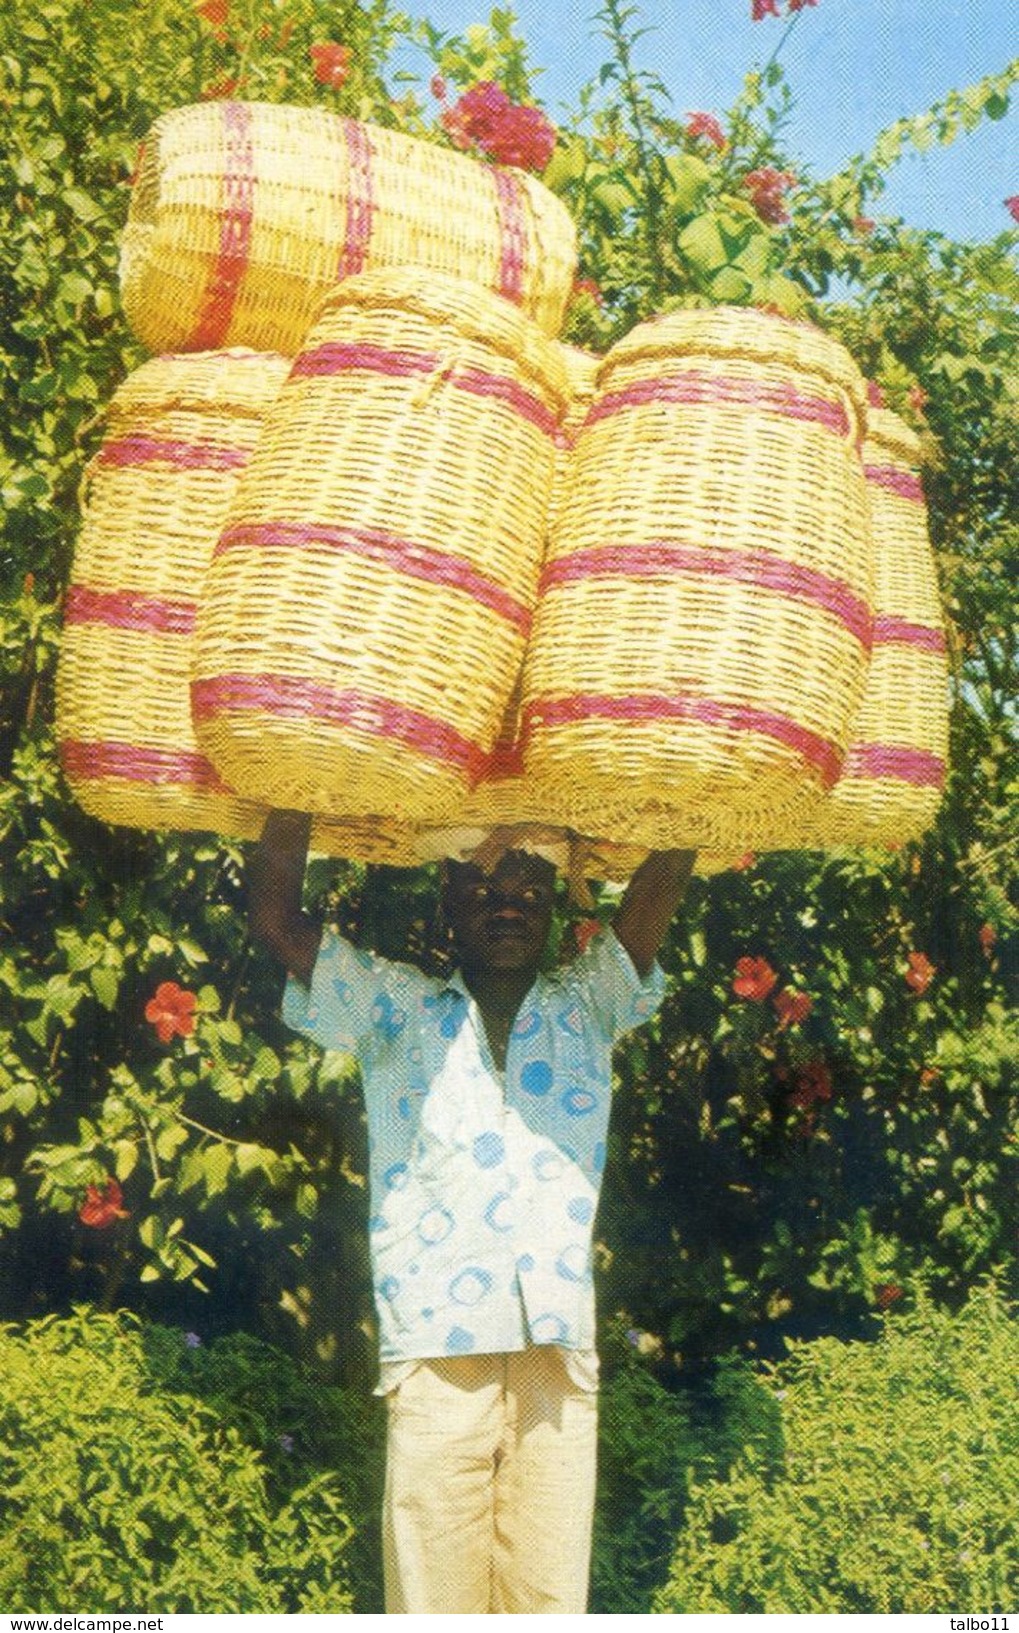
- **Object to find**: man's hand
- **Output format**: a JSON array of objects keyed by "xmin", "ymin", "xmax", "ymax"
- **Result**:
[
  {"xmin": 248, "ymin": 810, "xmax": 323, "ymax": 988},
  {"xmin": 612, "ymin": 850, "xmax": 697, "ymax": 978}
]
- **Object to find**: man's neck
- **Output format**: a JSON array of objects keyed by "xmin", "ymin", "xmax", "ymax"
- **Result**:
[{"xmin": 460, "ymin": 962, "xmax": 538, "ymax": 1022}]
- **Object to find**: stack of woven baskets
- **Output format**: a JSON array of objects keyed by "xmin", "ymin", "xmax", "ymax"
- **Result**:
[{"xmin": 57, "ymin": 97, "xmax": 949, "ymax": 873}]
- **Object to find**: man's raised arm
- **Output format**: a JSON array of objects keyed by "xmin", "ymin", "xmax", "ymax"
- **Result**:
[
  {"xmin": 248, "ymin": 810, "xmax": 323, "ymax": 988},
  {"xmin": 612, "ymin": 849, "xmax": 697, "ymax": 979}
]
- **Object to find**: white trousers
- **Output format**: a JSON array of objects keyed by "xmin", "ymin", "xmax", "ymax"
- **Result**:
[{"xmin": 382, "ymin": 1348, "xmax": 599, "ymax": 1614}]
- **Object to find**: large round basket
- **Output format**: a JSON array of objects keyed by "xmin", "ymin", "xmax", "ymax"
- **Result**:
[
  {"xmin": 521, "ymin": 306, "xmax": 872, "ymax": 850},
  {"xmin": 193, "ymin": 269, "xmax": 569, "ymax": 823},
  {"xmin": 56, "ymin": 350, "xmax": 289, "ymax": 839},
  {"xmin": 55, "ymin": 351, "xmax": 423, "ymax": 867},
  {"xmin": 804, "ymin": 405, "xmax": 948, "ymax": 848},
  {"xmin": 120, "ymin": 101, "xmax": 577, "ymax": 356}
]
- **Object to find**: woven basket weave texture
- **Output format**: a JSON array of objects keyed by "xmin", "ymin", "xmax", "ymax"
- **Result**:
[
  {"xmin": 56, "ymin": 350, "xmax": 289, "ymax": 840},
  {"xmin": 193, "ymin": 269, "xmax": 569, "ymax": 823},
  {"xmin": 803, "ymin": 404, "xmax": 948, "ymax": 848},
  {"xmin": 120, "ymin": 101, "xmax": 577, "ymax": 356},
  {"xmin": 55, "ymin": 350, "xmax": 422, "ymax": 866},
  {"xmin": 521, "ymin": 306, "xmax": 872, "ymax": 850}
]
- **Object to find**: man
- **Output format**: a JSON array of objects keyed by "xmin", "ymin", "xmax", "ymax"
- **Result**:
[{"xmin": 249, "ymin": 809, "xmax": 694, "ymax": 1614}]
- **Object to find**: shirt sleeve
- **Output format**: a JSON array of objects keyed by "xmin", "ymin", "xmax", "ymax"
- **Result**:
[
  {"xmin": 571, "ymin": 926, "xmax": 668, "ymax": 1043},
  {"xmin": 281, "ymin": 926, "xmax": 404, "ymax": 1058}
]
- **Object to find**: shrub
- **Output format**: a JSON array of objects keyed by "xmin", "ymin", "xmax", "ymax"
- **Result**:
[
  {"xmin": 0, "ymin": 1308, "xmax": 358, "ymax": 1612},
  {"xmin": 654, "ymin": 1285, "xmax": 1018, "ymax": 1613}
]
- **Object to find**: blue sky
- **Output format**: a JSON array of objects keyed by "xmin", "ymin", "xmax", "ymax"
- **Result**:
[{"xmin": 395, "ymin": 0, "xmax": 1018, "ymax": 242}]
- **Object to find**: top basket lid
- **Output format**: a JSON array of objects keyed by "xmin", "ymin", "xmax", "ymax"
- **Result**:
[
  {"xmin": 602, "ymin": 304, "xmax": 868, "ymax": 422},
  {"xmin": 314, "ymin": 268, "xmax": 571, "ymax": 418}
]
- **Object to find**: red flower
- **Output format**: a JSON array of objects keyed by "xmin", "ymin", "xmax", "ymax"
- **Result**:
[
  {"xmin": 773, "ymin": 987, "xmax": 813, "ymax": 1028},
  {"xmin": 784, "ymin": 1059, "xmax": 832, "ymax": 1110},
  {"xmin": 788, "ymin": 0, "xmax": 818, "ymax": 10},
  {"xmin": 732, "ymin": 955, "xmax": 779, "ymax": 1001},
  {"xmin": 195, "ymin": 0, "xmax": 228, "ymax": 27},
  {"xmin": 742, "ymin": 167, "xmax": 797, "ymax": 225},
  {"xmin": 310, "ymin": 41, "xmax": 353, "ymax": 89},
  {"xmin": 904, "ymin": 951, "xmax": 936, "ymax": 995},
  {"xmin": 430, "ymin": 74, "xmax": 448, "ymax": 102},
  {"xmin": 442, "ymin": 82, "xmax": 556, "ymax": 172},
  {"xmin": 752, "ymin": 0, "xmax": 781, "ymax": 16},
  {"xmin": 145, "ymin": 981, "xmax": 198, "ymax": 1043},
  {"xmin": 574, "ymin": 918, "xmax": 602, "ymax": 955},
  {"xmin": 79, "ymin": 1177, "xmax": 129, "ymax": 1229},
  {"xmin": 686, "ymin": 111, "xmax": 727, "ymax": 151},
  {"xmin": 572, "ymin": 276, "xmax": 605, "ymax": 307},
  {"xmin": 978, "ymin": 922, "xmax": 997, "ymax": 957},
  {"xmin": 874, "ymin": 1282, "xmax": 903, "ymax": 1310},
  {"xmin": 733, "ymin": 852, "xmax": 757, "ymax": 871},
  {"xmin": 867, "ymin": 379, "xmax": 886, "ymax": 409},
  {"xmin": 853, "ymin": 216, "xmax": 875, "ymax": 235},
  {"xmin": 1005, "ymin": 196, "xmax": 1019, "ymax": 224},
  {"xmin": 202, "ymin": 76, "xmax": 241, "ymax": 101}
]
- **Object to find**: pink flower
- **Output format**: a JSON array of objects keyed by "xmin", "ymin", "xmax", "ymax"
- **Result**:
[
  {"xmin": 686, "ymin": 111, "xmax": 727, "ymax": 151},
  {"xmin": 79, "ymin": 1177, "xmax": 129, "ymax": 1229},
  {"xmin": 1005, "ymin": 196, "xmax": 1019, "ymax": 224},
  {"xmin": 853, "ymin": 216, "xmax": 875, "ymax": 235},
  {"xmin": 145, "ymin": 981, "xmax": 198, "ymax": 1043},
  {"xmin": 742, "ymin": 167, "xmax": 797, "ymax": 224},
  {"xmin": 752, "ymin": 0, "xmax": 782, "ymax": 16},
  {"xmin": 904, "ymin": 951, "xmax": 936, "ymax": 994},
  {"xmin": 773, "ymin": 987, "xmax": 813, "ymax": 1029},
  {"xmin": 442, "ymin": 82, "xmax": 556, "ymax": 172},
  {"xmin": 733, "ymin": 852, "xmax": 757, "ymax": 871},
  {"xmin": 788, "ymin": 0, "xmax": 818, "ymax": 10},
  {"xmin": 867, "ymin": 380, "xmax": 886, "ymax": 408},
  {"xmin": 907, "ymin": 384, "xmax": 928, "ymax": 415},
  {"xmin": 732, "ymin": 956, "xmax": 779, "ymax": 1002},
  {"xmin": 430, "ymin": 74, "xmax": 448, "ymax": 102},
  {"xmin": 310, "ymin": 41, "xmax": 352, "ymax": 89}
]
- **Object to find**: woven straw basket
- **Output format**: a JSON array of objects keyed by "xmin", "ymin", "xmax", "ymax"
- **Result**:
[
  {"xmin": 521, "ymin": 306, "xmax": 872, "ymax": 850},
  {"xmin": 801, "ymin": 405, "xmax": 948, "ymax": 849},
  {"xmin": 422, "ymin": 344, "xmax": 603, "ymax": 843},
  {"xmin": 56, "ymin": 350, "xmax": 289, "ymax": 840},
  {"xmin": 55, "ymin": 350, "xmax": 422, "ymax": 867},
  {"xmin": 193, "ymin": 269, "xmax": 569, "ymax": 823},
  {"xmin": 120, "ymin": 101, "xmax": 577, "ymax": 357}
]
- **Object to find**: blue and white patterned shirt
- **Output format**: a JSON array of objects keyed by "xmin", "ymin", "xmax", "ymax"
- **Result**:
[{"xmin": 282, "ymin": 926, "xmax": 665, "ymax": 1379}]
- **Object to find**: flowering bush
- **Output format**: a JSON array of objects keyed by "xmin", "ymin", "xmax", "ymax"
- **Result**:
[{"xmin": 439, "ymin": 79, "xmax": 556, "ymax": 170}]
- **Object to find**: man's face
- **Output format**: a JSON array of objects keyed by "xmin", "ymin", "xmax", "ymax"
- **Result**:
[{"xmin": 445, "ymin": 851, "xmax": 557, "ymax": 976}]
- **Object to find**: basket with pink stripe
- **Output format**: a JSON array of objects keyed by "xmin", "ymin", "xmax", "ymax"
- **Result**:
[
  {"xmin": 192, "ymin": 269, "xmax": 569, "ymax": 823},
  {"xmin": 803, "ymin": 404, "xmax": 949, "ymax": 849},
  {"xmin": 55, "ymin": 350, "xmax": 424, "ymax": 866},
  {"xmin": 120, "ymin": 101, "xmax": 577, "ymax": 358},
  {"xmin": 520, "ymin": 305, "xmax": 873, "ymax": 850},
  {"xmin": 56, "ymin": 351, "xmax": 290, "ymax": 839}
]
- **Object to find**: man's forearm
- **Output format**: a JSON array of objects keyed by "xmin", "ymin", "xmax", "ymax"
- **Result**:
[
  {"xmin": 613, "ymin": 849, "xmax": 697, "ymax": 978},
  {"xmin": 248, "ymin": 810, "xmax": 322, "ymax": 986}
]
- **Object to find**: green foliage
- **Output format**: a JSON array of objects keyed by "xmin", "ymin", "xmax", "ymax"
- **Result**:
[
  {"xmin": 0, "ymin": 0, "xmax": 1014, "ymax": 1427},
  {"xmin": 654, "ymin": 1285, "xmax": 1019, "ymax": 1613},
  {"xmin": 0, "ymin": 1307, "xmax": 357, "ymax": 1612}
]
